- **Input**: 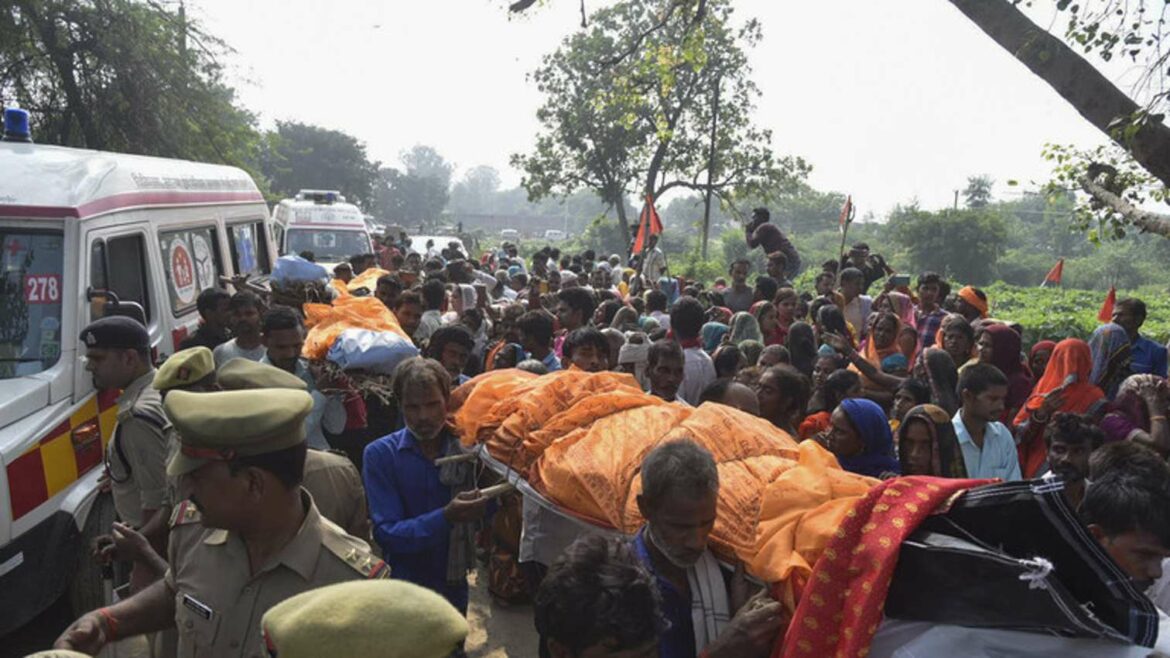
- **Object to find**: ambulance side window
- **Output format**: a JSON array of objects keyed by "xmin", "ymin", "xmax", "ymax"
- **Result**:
[
  {"xmin": 90, "ymin": 234, "xmax": 153, "ymax": 322},
  {"xmin": 158, "ymin": 227, "xmax": 222, "ymax": 316},
  {"xmin": 227, "ymin": 221, "xmax": 271, "ymax": 276}
]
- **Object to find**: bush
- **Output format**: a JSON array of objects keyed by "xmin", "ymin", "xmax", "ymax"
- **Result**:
[{"xmin": 984, "ymin": 282, "xmax": 1170, "ymax": 345}]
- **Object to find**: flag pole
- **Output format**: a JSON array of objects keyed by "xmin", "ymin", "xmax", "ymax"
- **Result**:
[{"xmin": 837, "ymin": 196, "xmax": 855, "ymax": 269}]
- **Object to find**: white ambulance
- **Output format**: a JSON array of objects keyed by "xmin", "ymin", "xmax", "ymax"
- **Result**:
[
  {"xmin": 0, "ymin": 133, "xmax": 275, "ymax": 632},
  {"xmin": 271, "ymin": 190, "xmax": 373, "ymax": 270}
]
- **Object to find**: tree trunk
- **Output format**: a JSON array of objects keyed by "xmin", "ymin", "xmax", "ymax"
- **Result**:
[
  {"xmin": 948, "ymin": 0, "xmax": 1170, "ymax": 189},
  {"xmin": 614, "ymin": 195, "xmax": 631, "ymax": 246}
]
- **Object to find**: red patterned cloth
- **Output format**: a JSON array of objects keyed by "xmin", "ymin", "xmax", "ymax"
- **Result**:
[{"xmin": 776, "ymin": 476, "xmax": 991, "ymax": 658}]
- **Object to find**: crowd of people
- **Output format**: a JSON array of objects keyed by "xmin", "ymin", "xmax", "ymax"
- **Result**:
[{"xmin": 42, "ymin": 205, "xmax": 1170, "ymax": 658}]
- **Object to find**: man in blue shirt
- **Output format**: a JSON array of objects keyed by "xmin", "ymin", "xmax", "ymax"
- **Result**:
[
  {"xmin": 518, "ymin": 310, "xmax": 562, "ymax": 373},
  {"xmin": 632, "ymin": 440, "xmax": 784, "ymax": 658},
  {"xmin": 363, "ymin": 358, "xmax": 489, "ymax": 613},
  {"xmin": 1113, "ymin": 298, "xmax": 1168, "ymax": 378},
  {"xmin": 953, "ymin": 364, "xmax": 1022, "ymax": 481}
]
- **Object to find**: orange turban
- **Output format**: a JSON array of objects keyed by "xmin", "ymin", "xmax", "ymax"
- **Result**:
[{"xmin": 958, "ymin": 286, "xmax": 989, "ymax": 319}]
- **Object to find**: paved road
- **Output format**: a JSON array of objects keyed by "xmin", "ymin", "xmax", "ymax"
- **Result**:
[{"xmin": 1, "ymin": 566, "xmax": 538, "ymax": 658}]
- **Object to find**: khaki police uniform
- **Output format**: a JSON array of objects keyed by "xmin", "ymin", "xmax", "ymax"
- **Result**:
[
  {"xmin": 216, "ymin": 358, "xmax": 370, "ymax": 540},
  {"xmin": 81, "ymin": 316, "xmax": 169, "ymax": 528},
  {"xmin": 260, "ymin": 580, "xmax": 468, "ymax": 658},
  {"xmin": 166, "ymin": 496, "xmax": 385, "ymax": 658},
  {"xmin": 153, "ymin": 346, "xmax": 217, "ymax": 509},
  {"xmin": 303, "ymin": 449, "xmax": 370, "ymax": 541},
  {"xmin": 108, "ymin": 370, "xmax": 169, "ymax": 527},
  {"xmin": 162, "ymin": 388, "xmax": 388, "ymax": 658}
]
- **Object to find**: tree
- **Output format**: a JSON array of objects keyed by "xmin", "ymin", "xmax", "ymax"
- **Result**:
[
  {"xmin": 512, "ymin": 0, "xmax": 807, "ymax": 246},
  {"xmin": 1, "ymin": 0, "xmax": 265, "ymax": 185},
  {"xmin": 263, "ymin": 121, "xmax": 380, "ymax": 207},
  {"xmin": 963, "ymin": 175, "xmax": 994, "ymax": 209},
  {"xmin": 947, "ymin": 0, "xmax": 1170, "ymax": 237},
  {"xmin": 372, "ymin": 145, "xmax": 454, "ymax": 227},
  {"xmin": 887, "ymin": 204, "xmax": 1008, "ymax": 284},
  {"xmin": 449, "ymin": 165, "xmax": 502, "ymax": 214}
]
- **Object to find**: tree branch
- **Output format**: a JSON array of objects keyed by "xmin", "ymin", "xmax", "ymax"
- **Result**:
[
  {"xmin": 949, "ymin": 0, "xmax": 1170, "ymax": 189},
  {"xmin": 1079, "ymin": 164, "xmax": 1170, "ymax": 238}
]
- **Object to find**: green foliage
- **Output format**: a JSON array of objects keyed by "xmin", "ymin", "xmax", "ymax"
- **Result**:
[
  {"xmin": 963, "ymin": 175, "xmax": 994, "ymax": 208},
  {"xmin": 263, "ymin": 122, "xmax": 379, "ymax": 207},
  {"xmin": 512, "ymin": 0, "xmax": 807, "ymax": 243},
  {"xmin": 1, "ymin": 0, "xmax": 266, "ymax": 188},
  {"xmin": 887, "ymin": 205, "xmax": 1008, "ymax": 285},
  {"xmin": 985, "ymin": 282, "xmax": 1170, "ymax": 346},
  {"xmin": 372, "ymin": 145, "xmax": 455, "ymax": 227}
]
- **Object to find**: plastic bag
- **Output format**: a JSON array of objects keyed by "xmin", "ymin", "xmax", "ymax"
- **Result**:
[
  {"xmin": 326, "ymin": 328, "xmax": 418, "ymax": 374},
  {"xmin": 272, "ymin": 254, "xmax": 329, "ymax": 284}
]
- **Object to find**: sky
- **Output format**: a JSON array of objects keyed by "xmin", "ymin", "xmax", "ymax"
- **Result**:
[{"xmin": 191, "ymin": 0, "xmax": 1125, "ymax": 221}]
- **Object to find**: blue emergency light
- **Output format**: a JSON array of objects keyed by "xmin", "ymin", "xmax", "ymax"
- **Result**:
[{"xmin": 2, "ymin": 107, "xmax": 32, "ymax": 143}]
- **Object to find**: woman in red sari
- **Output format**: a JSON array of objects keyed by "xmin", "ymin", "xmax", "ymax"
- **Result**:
[
  {"xmin": 975, "ymin": 323, "xmax": 1033, "ymax": 424},
  {"xmin": 1012, "ymin": 338, "xmax": 1107, "ymax": 479}
]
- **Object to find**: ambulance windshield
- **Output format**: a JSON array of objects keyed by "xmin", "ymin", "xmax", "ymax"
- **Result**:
[
  {"xmin": 286, "ymin": 228, "xmax": 370, "ymax": 263},
  {"xmin": 0, "ymin": 229, "xmax": 65, "ymax": 379}
]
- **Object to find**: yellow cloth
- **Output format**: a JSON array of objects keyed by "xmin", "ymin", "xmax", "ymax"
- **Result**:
[{"xmin": 346, "ymin": 267, "xmax": 391, "ymax": 293}]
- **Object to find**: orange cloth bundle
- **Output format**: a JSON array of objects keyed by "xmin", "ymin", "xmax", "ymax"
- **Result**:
[
  {"xmin": 301, "ymin": 296, "xmax": 408, "ymax": 360},
  {"xmin": 451, "ymin": 371, "xmax": 879, "ymax": 605},
  {"xmin": 346, "ymin": 267, "xmax": 391, "ymax": 293}
]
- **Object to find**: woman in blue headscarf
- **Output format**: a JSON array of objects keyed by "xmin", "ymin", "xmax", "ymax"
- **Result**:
[
  {"xmin": 657, "ymin": 276, "xmax": 680, "ymax": 306},
  {"xmin": 824, "ymin": 398, "xmax": 902, "ymax": 478},
  {"xmin": 1089, "ymin": 322, "xmax": 1133, "ymax": 399},
  {"xmin": 700, "ymin": 322, "xmax": 730, "ymax": 354}
]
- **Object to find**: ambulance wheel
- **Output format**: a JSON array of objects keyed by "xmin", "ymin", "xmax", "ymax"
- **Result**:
[{"xmin": 68, "ymin": 492, "xmax": 115, "ymax": 615}]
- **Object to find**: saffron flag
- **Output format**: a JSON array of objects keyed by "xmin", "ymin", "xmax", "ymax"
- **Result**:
[
  {"xmin": 1040, "ymin": 258, "xmax": 1064, "ymax": 288},
  {"xmin": 631, "ymin": 194, "xmax": 663, "ymax": 255},
  {"xmin": 838, "ymin": 195, "xmax": 853, "ymax": 234},
  {"xmin": 1098, "ymin": 286, "xmax": 1117, "ymax": 323}
]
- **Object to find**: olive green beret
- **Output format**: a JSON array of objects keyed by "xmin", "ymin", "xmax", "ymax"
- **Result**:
[
  {"xmin": 24, "ymin": 651, "xmax": 92, "ymax": 658},
  {"xmin": 164, "ymin": 388, "xmax": 312, "ymax": 477},
  {"xmin": 217, "ymin": 358, "xmax": 308, "ymax": 391},
  {"xmin": 261, "ymin": 580, "xmax": 468, "ymax": 658},
  {"xmin": 153, "ymin": 347, "xmax": 215, "ymax": 391}
]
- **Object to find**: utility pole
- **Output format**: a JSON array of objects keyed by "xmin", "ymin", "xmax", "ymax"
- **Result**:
[
  {"xmin": 953, "ymin": 189, "xmax": 959, "ymax": 211},
  {"xmin": 701, "ymin": 73, "xmax": 722, "ymax": 259}
]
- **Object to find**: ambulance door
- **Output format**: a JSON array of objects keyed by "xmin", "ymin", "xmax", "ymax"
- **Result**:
[{"xmin": 78, "ymin": 227, "xmax": 158, "ymax": 397}]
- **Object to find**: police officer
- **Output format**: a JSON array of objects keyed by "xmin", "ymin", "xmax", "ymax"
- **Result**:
[
  {"xmin": 217, "ymin": 358, "xmax": 370, "ymax": 539},
  {"xmin": 54, "ymin": 387, "xmax": 387, "ymax": 658},
  {"xmin": 81, "ymin": 317, "xmax": 168, "ymax": 535},
  {"xmin": 260, "ymin": 580, "xmax": 468, "ymax": 658}
]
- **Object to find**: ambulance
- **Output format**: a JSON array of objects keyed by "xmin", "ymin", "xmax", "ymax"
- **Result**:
[
  {"xmin": 270, "ymin": 190, "xmax": 374, "ymax": 270},
  {"xmin": 0, "ymin": 109, "xmax": 276, "ymax": 633}
]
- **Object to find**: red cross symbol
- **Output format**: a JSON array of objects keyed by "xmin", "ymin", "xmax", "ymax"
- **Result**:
[{"xmin": 5, "ymin": 240, "xmax": 23, "ymax": 258}]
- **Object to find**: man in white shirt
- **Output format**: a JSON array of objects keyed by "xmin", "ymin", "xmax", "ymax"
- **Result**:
[
  {"xmin": 952, "ymin": 364, "xmax": 1021, "ymax": 481},
  {"xmin": 414, "ymin": 278, "xmax": 447, "ymax": 344},
  {"xmin": 641, "ymin": 234, "xmax": 667, "ymax": 282},
  {"xmin": 671, "ymin": 296, "xmax": 716, "ymax": 406},
  {"xmin": 212, "ymin": 291, "xmax": 266, "ymax": 367}
]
